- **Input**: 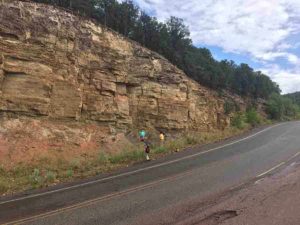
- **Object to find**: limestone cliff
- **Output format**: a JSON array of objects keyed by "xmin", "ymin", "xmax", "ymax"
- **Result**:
[{"xmin": 0, "ymin": 1, "xmax": 238, "ymax": 166}]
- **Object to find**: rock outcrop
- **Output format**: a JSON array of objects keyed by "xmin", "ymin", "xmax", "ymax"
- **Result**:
[{"xmin": 0, "ymin": 1, "xmax": 235, "ymax": 166}]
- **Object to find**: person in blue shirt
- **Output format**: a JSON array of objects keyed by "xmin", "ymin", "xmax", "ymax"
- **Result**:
[
  {"xmin": 139, "ymin": 129, "xmax": 151, "ymax": 160},
  {"xmin": 139, "ymin": 129, "xmax": 146, "ymax": 142}
]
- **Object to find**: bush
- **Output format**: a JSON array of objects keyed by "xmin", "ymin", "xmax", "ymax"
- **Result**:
[
  {"xmin": 65, "ymin": 169, "xmax": 74, "ymax": 178},
  {"xmin": 266, "ymin": 93, "xmax": 299, "ymax": 120},
  {"xmin": 245, "ymin": 108, "xmax": 261, "ymax": 126},
  {"xmin": 153, "ymin": 146, "xmax": 166, "ymax": 154},
  {"xmin": 70, "ymin": 158, "xmax": 81, "ymax": 170},
  {"xmin": 231, "ymin": 113, "xmax": 245, "ymax": 129},
  {"xmin": 98, "ymin": 152, "xmax": 108, "ymax": 164},
  {"xmin": 45, "ymin": 171, "xmax": 57, "ymax": 183},
  {"xmin": 184, "ymin": 135, "xmax": 198, "ymax": 145},
  {"xmin": 0, "ymin": 180, "xmax": 9, "ymax": 193},
  {"xmin": 29, "ymin": 168, "xmax": 43, "ymax": 188}
]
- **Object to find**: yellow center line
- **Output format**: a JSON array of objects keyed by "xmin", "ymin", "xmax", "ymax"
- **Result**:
[{"xmin": 3, "ymin": 168, "xmax": 198, "ymax": 225}]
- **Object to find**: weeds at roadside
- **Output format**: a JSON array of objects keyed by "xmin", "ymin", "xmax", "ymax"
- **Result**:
[
  {"xmin": 108, "ymin": 149, "xmax": 144, "ymax": 164},
  {"xmin": 153, "ymin": 146, "xmax": 168, "ymax": 154},
  {"xmin": 45, "ymin": 171, "xmax": 57, "ymax": 183},
  {"xmin": 0, "ymin": 126, "xmax": 251, "ymax": 195},
  {"xmin": 69, "ymin": 158, "xmax": 81, "ymax": 170},
  {"xmin": 29, "ymin": 168, "xmax": 43, "ymax": 188},
  {"xmin": 98, "ymin": 152, "xmax": 109, "ymax": 164},
  {"xmin": 0, "ymin": 179, "xmax": 9, "ymax": 193},
  {"xmin": 65, "ymin": 169, "xmax": 74, "ymax": 178}
]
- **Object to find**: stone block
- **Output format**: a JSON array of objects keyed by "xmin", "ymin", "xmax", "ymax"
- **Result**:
[{"xmin": 49, "ymin": 81, "xmax": 82, "ymax": 118}]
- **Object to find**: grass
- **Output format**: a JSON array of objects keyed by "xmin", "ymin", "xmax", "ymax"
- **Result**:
[
  {"xmin": 108, "ymin": 149, "xmax": 145, "ymax": 164},
  {"xmin": 0, "ymin": 126, "xmax": 251, "ymax": 195}
]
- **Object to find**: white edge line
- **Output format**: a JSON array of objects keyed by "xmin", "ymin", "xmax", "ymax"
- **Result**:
[
  {"xmin": 293, "ymin": 151, "xmax": 300, "ymax": 158},
  {"xmin": 256, "ymin": 149, "xmax": 300, "ymax": 178},
  {"xmin": 257, "ymin": 162, "xmax": 285, "ymax": 178},
  {"xmin": 0, "ymin": 124, "xmax": 281, "ymax": 205}
]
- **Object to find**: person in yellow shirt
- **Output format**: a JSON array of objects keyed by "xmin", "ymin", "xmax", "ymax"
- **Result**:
[{"xmin": 159, "ymin": 132, "xmax": 165, "ymax": 145}]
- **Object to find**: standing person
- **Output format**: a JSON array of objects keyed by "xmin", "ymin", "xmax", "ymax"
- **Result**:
[
  {"xmin": 138, "ymin": 129, "xmax": 150, "ymax": 161},
  {"xmin": 139, "ymin": 129, "xmax": 146, "ymax": 142},
  {"xmin": 159, "ymin": 131, "xmax": 165, "ymax": 145},
  {"xmin": 144, "ymin": 140, "xmax": 151, "ymax": 161}
]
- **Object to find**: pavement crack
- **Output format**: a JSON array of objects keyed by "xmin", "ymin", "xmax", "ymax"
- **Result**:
[{"xmin": 190, "ymin": 210, "xmax": 239, "ymax": 225}]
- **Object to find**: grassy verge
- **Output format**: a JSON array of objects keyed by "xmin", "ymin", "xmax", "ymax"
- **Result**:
[{"xmin": 0, "ymin": 125, "xmax": 258, "ymax": 196}]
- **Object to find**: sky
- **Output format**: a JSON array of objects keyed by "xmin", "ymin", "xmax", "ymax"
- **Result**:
[{"xmin": 128, "ymin": 0, "xmax": 300, "ymax": 94}]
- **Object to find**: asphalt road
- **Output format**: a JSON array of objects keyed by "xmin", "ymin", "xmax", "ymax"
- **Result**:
[{"xmin": 1, "ymin": 122, "xmax": 300, "ymax": 225}]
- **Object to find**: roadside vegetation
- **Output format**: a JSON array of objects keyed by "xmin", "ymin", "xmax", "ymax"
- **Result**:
[
  {"xmin": 231, "ymin": 108, "xmax": 263, "ymax": 129},
  {"xmin": 2, "ymin": 0, "xmax": 299, "ymax": 196},
  {"xmin": 0, "ymin": 127, "xmax": 247, "ymax": 195},
  {"xmin": 267, "ymin": 93, "xmax": 300, "ymax": 120},
  {"xmin": 1, "ymin": 97, "xmax": 299, "ymax": 195},
  {"xmin": 1, "ymin": 95, "xmax": 299, "ymax": 195},
  {"xmin": 284, "ymin": 92, "xmax": 300, "ymax": 106}
]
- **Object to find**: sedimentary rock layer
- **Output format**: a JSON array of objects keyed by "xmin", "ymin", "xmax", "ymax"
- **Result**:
[{"xmin": 0, "ymin": 1, "xmax": 236, "ymax": 166}]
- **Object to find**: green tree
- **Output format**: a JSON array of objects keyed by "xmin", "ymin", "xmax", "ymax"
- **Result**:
[
  {"xmin": 118, "ymin": 0, "xmax": 139, "ymax": 37},
  {"xmin": 266, "ymin": 94, "xmax": 298, "ymax": 120}
]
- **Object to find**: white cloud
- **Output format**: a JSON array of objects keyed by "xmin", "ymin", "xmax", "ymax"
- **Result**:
[
  {"xmin": 257, "ymin": 52, "xmax": 299, "ymax": 64},
  {"xmin": 131, "ymin": 0, "xmax": 300, "ymax": 92},
  {"xmin": 287, "ymin": 54, "xmax": 299, "ymax": 64},
  {"xmin": 134, "ymin": 0, "xmax": 299, "ymax": 56},
  {"xmin": 260, "ymin": 64, "xmax": 300, "ymax": 94}
]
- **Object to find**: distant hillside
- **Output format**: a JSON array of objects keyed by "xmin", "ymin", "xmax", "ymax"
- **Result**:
[
  {"xmin": 284, "ymin": 92, "xmax": 300, "ymax": 106},
  {"xmin": 27, "ymin": 0, "xmax": 280, "ymax": 99}
]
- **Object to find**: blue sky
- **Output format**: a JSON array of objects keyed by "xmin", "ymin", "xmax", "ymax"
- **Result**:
[{"xmin": 127, "ymin": 0, "xmax": 300, "ymax": 94}]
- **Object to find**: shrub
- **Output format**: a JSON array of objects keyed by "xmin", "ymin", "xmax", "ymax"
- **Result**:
[
  {"xmin": 184, "ymin": 135, "xmax": 198, "ymax": 145},
  {"xmin": 45, "ymin": 171, "xmax": 57, "ymax": 183},
  {"xmin": 245, "ymin": 108, "xmax": 261, "ymax": 126},
  {"xmin": 231, "ymin": 113, "xmax": 245, "ymax": 129},
  {"xmin": 98, "ymin": 152, "xmax": 109, "ymax": 164},
  {"xmin": 29, "ymin": 168, "xmax": 43, "ymax": 188},
  {"xmin": 153, "ymin": 146, "xmax": 168, "ymax": 154},
  {"xmin": 0, "ymin": 180, "xmax": 9, "ymax": 193},
  {"xmin": 70, "ymin": 158, "xmax": 81, "ymax": 170},
  {"xmin": 266, "ymin": 93, "xmax": 299, "ymax": 120},
  {"xmin": 65, "ymin": 169, "xmax": 74, "ymax": 178}
]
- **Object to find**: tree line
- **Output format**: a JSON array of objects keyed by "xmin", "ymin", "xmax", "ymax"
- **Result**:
[
  {"xmin": 28, "ymin": 0, "xmax": 281, "ymax": 99},
  {"xmin": 284, "ymin": 92, "xmax": 300, "ymax": 106},
  {"xmin": 266, "ymin": 93, "xmax": 299, "ymax": 120}
]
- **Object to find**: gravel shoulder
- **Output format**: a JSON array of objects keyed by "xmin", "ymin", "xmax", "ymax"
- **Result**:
[{"xmin": 182, "ymin": 158, "xmax": 300, "ymax": 225}]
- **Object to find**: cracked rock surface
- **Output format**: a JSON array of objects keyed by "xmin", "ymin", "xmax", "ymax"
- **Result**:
[{"xmin": 0, "ymin": 1, "xmax": 247, "ymax": 167}]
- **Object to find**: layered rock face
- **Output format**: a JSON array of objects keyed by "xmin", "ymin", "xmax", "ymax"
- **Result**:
[{"xmin": 0, "ymin": 1, "xmax": 233, "ymax": 166}]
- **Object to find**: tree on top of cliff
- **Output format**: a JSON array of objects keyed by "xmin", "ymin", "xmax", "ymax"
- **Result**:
[
  {"xmin": 284, "ymin": 92, "xmax": 300, "ymax": 106},
  {"xmin": 27, "ymin": 0, "xmax": 281, "ymax": 99}
]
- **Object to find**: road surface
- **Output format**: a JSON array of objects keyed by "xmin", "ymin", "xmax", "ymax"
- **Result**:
[{"xmin": 1, "ymin": 122, "xmax": 300, "ymax": 225}]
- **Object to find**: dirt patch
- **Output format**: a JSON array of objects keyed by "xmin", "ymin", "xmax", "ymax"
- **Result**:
[{"xmin": 0, "ymin": 117, "xmax": 118, "ymax": 169}]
